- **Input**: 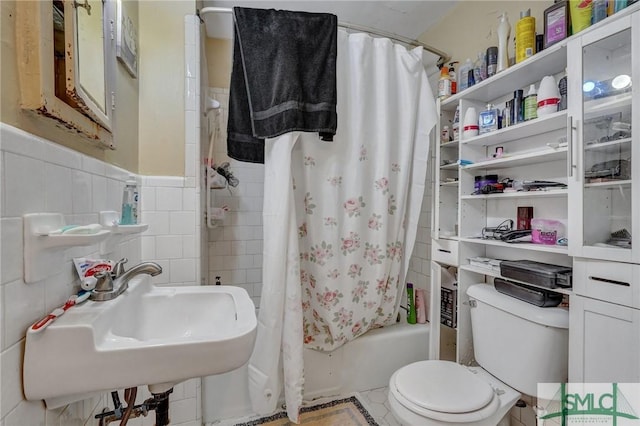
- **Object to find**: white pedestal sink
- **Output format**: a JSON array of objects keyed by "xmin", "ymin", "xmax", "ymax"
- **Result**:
[{"xmin": 23, "ymin": 275, "xmax": 257, "ymax": 407}]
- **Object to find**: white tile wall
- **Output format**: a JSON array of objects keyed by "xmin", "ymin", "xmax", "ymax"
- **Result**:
[
  {"xmin": 206, "ymin": 88, "xmax": 265, "ymax": 309},
  {"xmin": 0, "ymin": 16, "xmax": 205, "ymax": 426},
  {"xmin": 0, "ymin": 123, "xmax": 144, "ymax": 425}
]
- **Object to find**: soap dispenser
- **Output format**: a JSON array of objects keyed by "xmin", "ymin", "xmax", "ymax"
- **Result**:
[{"xmin": 497, "ymin": 12, "xmax": 511, "ymax": 73}]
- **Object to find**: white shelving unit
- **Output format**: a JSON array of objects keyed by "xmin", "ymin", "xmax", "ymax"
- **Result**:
[
  {"xmin": 430, "ymin": 14, "xmax": 575, "ymax": 365},
  {"xmin": 430, "ymin": 4, "xmax": 640, "ymax": 374}
]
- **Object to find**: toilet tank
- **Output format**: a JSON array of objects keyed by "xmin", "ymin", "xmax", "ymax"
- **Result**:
[{"xmin": 466, "ymin": 284, "xmax": 569, "ymax": 396}]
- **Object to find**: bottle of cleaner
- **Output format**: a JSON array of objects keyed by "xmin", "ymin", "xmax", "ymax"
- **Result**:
[
  {"xmin": 406, "ymin": 283, "xmax": 417, "ymax": 324},
  {"xmin": 437, "ymin": 65, "xmax": 452, "ymax": 99},
  {"xmin": 120, "ymin": 176, "xmax": 139, "ymax": 225},
  {"xmin": 524, "ymin": 84, "xmax": 538, "ymax": 121},
  {"xmin": 516, "ymin": 9, "xmax": 535, "ymax": 63},
  {"xmin": 448, "ymin": 61, "xmax": 458, "ymax": 95},
  {"xmin": 497, "ymin": 12, "xmax": 511, "ymax": 73}
]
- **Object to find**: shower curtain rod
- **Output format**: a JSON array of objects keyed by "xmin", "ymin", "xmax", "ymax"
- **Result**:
[{"xmin": 197, "ymin": 6, "xmax": 450, "ymax": 66}]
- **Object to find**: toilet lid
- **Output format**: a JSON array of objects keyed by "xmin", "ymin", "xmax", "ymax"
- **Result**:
[{"xmin": 394, "ymin": 361, "xmax": 495, "ymax": 414}]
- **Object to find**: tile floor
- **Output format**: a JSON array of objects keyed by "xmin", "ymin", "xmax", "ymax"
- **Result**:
[{"xmin": 359, "ymin": 387, "xmax": 401, "ymax": 426}]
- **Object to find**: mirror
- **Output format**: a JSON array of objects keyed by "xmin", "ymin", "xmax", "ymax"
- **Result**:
[
  {"xmin": 75, "ymin": 0, "xmax": 107, "ymax": 119},
  {"xmin": 54, "ymin": 0, "xmax": 114, "ymax": 130},
  {"xmin": 16, "ymin": 0, "xmax": 115, "ymax": 148}
]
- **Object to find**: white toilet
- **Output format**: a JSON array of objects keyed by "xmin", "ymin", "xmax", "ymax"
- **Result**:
[{"xmin": 388, "ymin": 283, "xmax": 569, "ymax": 426}]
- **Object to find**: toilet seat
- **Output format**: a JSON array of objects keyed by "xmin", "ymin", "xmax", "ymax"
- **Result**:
[{"xmin": 390, "ymin": 360, "xmax": 501, "ymax": 423}]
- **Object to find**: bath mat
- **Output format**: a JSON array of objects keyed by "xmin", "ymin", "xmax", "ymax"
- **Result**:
[{"xmin": 233, "ymin": 395, "xmax": 379, "ymax": 426}]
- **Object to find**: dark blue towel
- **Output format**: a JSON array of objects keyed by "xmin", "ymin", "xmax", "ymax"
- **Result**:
[{"xmin": 227, "ymin": 7, "xmax": 338, "ymax": 163}]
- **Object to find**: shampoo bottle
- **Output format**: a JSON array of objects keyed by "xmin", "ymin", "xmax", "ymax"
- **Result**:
[
  {"xmin": 515, "ymin": 9, "xmax": 535, "ymax": 63},
  {"xmin": 497, "ymin": 12, "xmax": 511, "ymax": 73},
  {"xmin": 524, "ymin": 84, "xmax": 538, "ymax": 121},
  {"xmin": 406, "ymin": 283, "xmax": 417, "ymax": 324},
  {"xmin": 120, "ymin": 176, "xmax": 139, "ymax": 225}
]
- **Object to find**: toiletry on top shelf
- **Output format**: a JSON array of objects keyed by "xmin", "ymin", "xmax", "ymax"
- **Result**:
[
  {"xmin": 458, "ymin": 58, "xmax": 474, "ymax": 92},
  {"xmin": 449, "ymin": 62, "xmax": 458, "ymax": 95},
  {"xmin": 516, "ymin": 8, "xmax": 536, "ymax": 63},
  {"xmin": 486, "ymin": 46, "xmax": 498, "ymax": 78},
  {"xmin": 438, "ymin": 65, "xmax": 452, "ymax": 99},
  {"xmin": 473, "ymin": 51, "xmax": 486, "ymax": 84},
  {"xmin": 497, "ymin": 12, "xmax": 511, "ymax": 73},
  {"xmin": 120, "ymin": 177, "xmax": 139, "ymax": 225}
]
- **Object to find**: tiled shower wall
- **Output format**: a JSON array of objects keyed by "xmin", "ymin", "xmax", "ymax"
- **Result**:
[{"xmin": 205, "ymin": 88, "xmax": 433, "ymax": 311}]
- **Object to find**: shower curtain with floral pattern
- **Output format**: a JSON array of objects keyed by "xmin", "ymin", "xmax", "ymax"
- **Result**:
[{"xmin": 248, "ymin": 29, "xmax": 437, "ymax": 422}]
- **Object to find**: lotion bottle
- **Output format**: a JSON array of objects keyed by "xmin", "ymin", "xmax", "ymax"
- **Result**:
[{"xmin": 497, "ymin": 12, "xmax": 511, "ymax": 73}]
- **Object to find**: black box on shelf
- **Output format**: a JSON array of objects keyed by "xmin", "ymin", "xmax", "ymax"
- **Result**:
[
  {"xmin": 500, "ymin": 259, "xmax": 572, "ymax": 288},
  {"xmin": 440, "ymin": 287, "xmax": 457, "ymax": 328}
]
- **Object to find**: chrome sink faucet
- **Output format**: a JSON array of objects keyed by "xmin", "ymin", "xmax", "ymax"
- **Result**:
[{"xmin": 90, "ymin": 259, "xmax": 162, "ymax": 302}]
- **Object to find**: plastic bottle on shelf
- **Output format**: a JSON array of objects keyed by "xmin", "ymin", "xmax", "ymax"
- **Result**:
[
  {"xmin": 448, "ymin": 62, "xmax": 458, "ymax": 95},
  {"xmin": 524, "ymin": 84, "xmax": 538, "ymax": 121},
  {"xmin": 497, "ymin": 12, "xmax": 511, "ymax": 73},
  {"xmin": 406, "ymin": 283, "xmax": 417, "ymax": 324},
  {"xmin": 452, "ymin": 105, "xmax": 460, "ymax": 141},
  {"xmin": 120, "ymin": 177, "xmax": 139, "ymax": 225},
  {"xmin": 473, "ymin": 51, "xmax": 486, "ymax": 84},
  {"xmin": 458, "ymin": 58, "xmax": 473, "ymax": 92},
  {"xmin": 592, "ymin": 0, "xmax": 607, "ymax": 23},
  {"xmin": 437, "ymin": 65, "xmax": 452, "ymax": 99},
  {"xmin": 515, "ymin": 8, "xmax": 535, "ymax": 63}
]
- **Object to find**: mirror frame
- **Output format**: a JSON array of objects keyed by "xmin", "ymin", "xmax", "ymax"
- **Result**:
[{"xmin": 16, "ymin": 0, "xmax": 116, "ymax": 149}]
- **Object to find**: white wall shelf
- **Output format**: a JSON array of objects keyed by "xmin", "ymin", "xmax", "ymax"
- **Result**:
[
  {"xmin": 584, "ymin": 138, "xmax": 631, "ymax": 152},
  {"xmin": 441, "ymin": 43, "xmax": 567, "ymax": 110},
  {"xmin": 441, "ymin": 163, "xmax": 459, "ymax": 170},
  {"xmin": 459, "ymin": 264, "xmax": 573, "ymax": 296},
  {"xmin": 461, "ymin": 147, "xmax": 568, "ymax": 171},
  {"xmin": 584, "ymin": 93, "xmax": 632, "ymax": 119},
  {"xmin": 460, "ymin": 189, "xmax": 568, "ymax": 200},
  {"xmin": 584, "ymin": 180, "xmax": 632, "ymax": 188},
  {"xmin": 440, "ymin": 140, "xmax": 459, "ymax": 148},
  {"xmin": 458, "ymin": 237, "xmax": 569, "ymax": 254},
  {"xmin": 99, "ymin": 211, "xmax": 149, "ymax": 254},
  {"xmin": 460, "ymin": 111, "xmax": 567, "ymax": 147},
  {"xmin": 23, "ymin": 213, "xmax": 111, "ymax": 283}
]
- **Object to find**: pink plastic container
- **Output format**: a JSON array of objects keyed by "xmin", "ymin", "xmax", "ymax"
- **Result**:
[{"xmin": 531, "ymin": 218, "xmax": 565, "ymax": 245}]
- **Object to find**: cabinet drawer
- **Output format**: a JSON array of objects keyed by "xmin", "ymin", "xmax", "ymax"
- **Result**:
[
  {"xmin": 573, "ymin": 258, "xmax": 640, "ymax": 309},
  {"xmin": 432, "ymin": 239, "xmax": 458, "ymax": 266}
]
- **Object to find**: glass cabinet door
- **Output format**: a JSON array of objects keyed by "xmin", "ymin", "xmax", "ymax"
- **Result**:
[{"xmin": 580, "ymin": 27, "xmax": 633, "ymax": 254}]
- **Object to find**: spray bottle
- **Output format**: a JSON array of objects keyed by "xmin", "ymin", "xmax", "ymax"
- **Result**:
[{"xmin": 497, "ymin": 12, "xmax": 511, "ymax": 73}]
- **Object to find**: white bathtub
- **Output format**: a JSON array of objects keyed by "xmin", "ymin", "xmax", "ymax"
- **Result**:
[{"xmin": 202, "ymin": 321, "xmax": 430, "ymax": 424}]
